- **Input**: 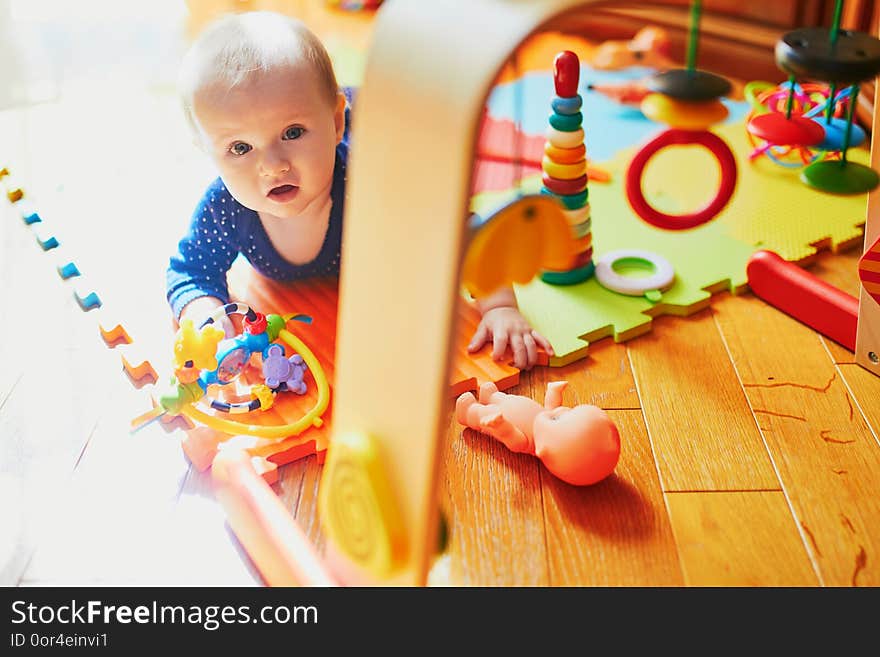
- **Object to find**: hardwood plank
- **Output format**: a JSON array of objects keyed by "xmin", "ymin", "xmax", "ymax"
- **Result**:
[
  {"xmin": 810, "ymin": 249, "xmax": 863, "ymax": 365},
  {"xmin": 442, "ymin": 374, "xmax": 549, "ymax": 586},
  {"xmin": 714, "ymin": 293, "xmax": 880, "ymax": 586},
  {"xmin": 540, "ymin": 409, "xmax": 684, "ymax": 586},
  {"xmin": 627, "ymin": 308, "xmax": 780, "ymax": 492},
  {"xmin": 21, "ymin": 383, "xmax": 193, "ymax": 585},
  {"xmin": 274, "ymin": 454, "xmax": 325, "ymax": 553},
  {"xmin": 0, "ymin": 348, "xmax": 111, "ymax": 584},
  {"xmin": 838, "ymin": 364, "xmax": 880, "ymax": 447},
  {"xmin": 560, "ymin": 337, "xmax": 640, "ymax": 410},
  {"xmin": 666, "ymin": 491, "xmax": 819, "ymax": 586},
  {"xmin": 174, "ymin": 465, "xmax": 264, "ymax": 585}
]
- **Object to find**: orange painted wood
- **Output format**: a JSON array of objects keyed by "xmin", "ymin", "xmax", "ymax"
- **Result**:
[
  {"xmin": 714, "ymin": 293, "xmax": 880, "ymax": 586},
  {"xmin": 627, "ymin": 308, "xmax": 781, "ymax": 492},
  {"xmin": 665, "ymin": 491, "xmax": 819, "ymax": 586}
]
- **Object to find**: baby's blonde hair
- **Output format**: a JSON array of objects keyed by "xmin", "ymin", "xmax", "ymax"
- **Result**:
[{"xmin": 178, "ymin": 11, "xmax": 339, "ymax": 133}]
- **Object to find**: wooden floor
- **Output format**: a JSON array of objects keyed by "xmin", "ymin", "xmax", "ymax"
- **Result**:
[{"xmin": 2, "ymin": 1, "xmax": 880, "ymax": 587}]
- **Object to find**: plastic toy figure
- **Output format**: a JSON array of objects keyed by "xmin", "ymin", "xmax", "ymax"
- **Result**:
[
  {"xmin": 262, "ymin": 344, "xmax": 309, "ymax": 394},
  {"xmin": 455, "ymin": 381, "xmax": 620, "ymax": 486},
  {"xmin": 589, "ymin": 26, "xmax": 674, "ymax": 71}
]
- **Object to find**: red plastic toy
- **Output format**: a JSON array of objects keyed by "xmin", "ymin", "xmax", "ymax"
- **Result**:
[{"xmin": 746, "ymin": 249, "xmax": 858, "ymax": 350}]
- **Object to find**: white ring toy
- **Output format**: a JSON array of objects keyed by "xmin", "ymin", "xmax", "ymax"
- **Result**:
[{"xmin": 595, "ymin": 249, "xmax": 675, "ymax": 297}]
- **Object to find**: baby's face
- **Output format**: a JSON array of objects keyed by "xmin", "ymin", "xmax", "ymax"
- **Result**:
[{"xmin": 193, "ymin": 60, "xmax": 345, "ymax": 220}]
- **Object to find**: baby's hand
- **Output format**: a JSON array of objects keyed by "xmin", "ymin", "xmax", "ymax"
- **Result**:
[
  {"xmin": 467, "ymin": 306, "xmax": 554, "ymax": 370},
  {"xmin": 179, "ymin": 296, "xmax": 234, "ymax": 338}
]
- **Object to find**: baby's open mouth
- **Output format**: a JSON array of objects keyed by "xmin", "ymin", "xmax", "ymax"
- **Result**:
[{"xmin": 268, "ymin": 184, "xmax": 299, "ymax": 201}]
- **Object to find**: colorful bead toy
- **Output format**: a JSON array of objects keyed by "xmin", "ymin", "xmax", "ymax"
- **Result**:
[{"xmin": 540, "ymin": 50, "xmax": 594, "ymax": 286}]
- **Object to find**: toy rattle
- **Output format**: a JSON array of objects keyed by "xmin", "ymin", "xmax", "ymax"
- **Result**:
[
  {"xmin": 455, "ymin": 381, "xmax": 620, "ymax": 486},
  {"xmin": 133, "ymin": 302, "xmax": 330, "ymax": 439}
]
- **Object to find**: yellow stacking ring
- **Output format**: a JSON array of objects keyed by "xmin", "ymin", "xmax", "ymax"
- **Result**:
[
  {"xmin": 640, "ymin": 93, "xmax": 729, "ymax": 130},
  {"xmin": 545, "ymin": 126, "xmax": 585, "ymax": 149},
  {"xmin": 542, "ymin": 156, "xmax": 587, "ymax": 180},
  {"xmin": 544, "ymin": 142, "xmax": 586, "ymax": 164}
]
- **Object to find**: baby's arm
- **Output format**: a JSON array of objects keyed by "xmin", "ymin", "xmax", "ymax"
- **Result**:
[
  {"xmin": 166, "ymin": 180, "xmax": 240, "ymax": 333},
  {"xmin": 467, "ymin": 286, "xmax": 554, "ymax": 370}
]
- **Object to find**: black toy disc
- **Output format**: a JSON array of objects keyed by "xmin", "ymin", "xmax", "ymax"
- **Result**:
[{"xmin": 775, "ymin": 27, "xmax": 880, "ymax": 84}]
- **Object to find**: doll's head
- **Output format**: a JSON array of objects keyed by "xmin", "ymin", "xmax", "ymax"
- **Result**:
[{"xmin": 532, "ymin": 404, "xmax": 621, "ymax": 486}]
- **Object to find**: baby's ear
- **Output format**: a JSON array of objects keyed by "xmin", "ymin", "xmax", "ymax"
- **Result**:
[{"xmin": 333, "ymin": 90, "xmax": 346, "ymax": 144}]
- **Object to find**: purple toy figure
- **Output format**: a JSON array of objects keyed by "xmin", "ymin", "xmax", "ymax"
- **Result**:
[{"xmin": 262, "ymin": 344, "xmax": 308, "ymax": 395}]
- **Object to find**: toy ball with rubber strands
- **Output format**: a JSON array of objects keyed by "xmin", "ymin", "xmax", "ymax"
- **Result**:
[
  {"xmin": 744, "ymin": 80, "xmax": 865, "ymax": 169},
  {"xmin": 155, "ymin": 303, "xmax": 330, "ymax": 440}
]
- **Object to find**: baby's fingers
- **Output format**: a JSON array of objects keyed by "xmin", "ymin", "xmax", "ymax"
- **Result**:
[
  {"xmin": 522, "ymin": 332, "xmax": 538, "ymax": 369},
  {"xmin": 509, "ymin": 333, "xmax": 528, "ymax": 370},
  {"xmin": 468, "ymin": 324, "xmax": 490, "ymax": 352},
  {"xmin": 531, "ymin": 329, "xmax": 555, "ymax": 356},
  {"xmin": 492, "ymin": 330, "xmax": 510, "ymax": 362}
]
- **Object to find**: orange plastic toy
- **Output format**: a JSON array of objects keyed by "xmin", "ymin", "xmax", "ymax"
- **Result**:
[
  {"xmin": 455, "ymin": 380, "xmax": 620, "ymax": 486},
  {"xmin": 589, "ymin": 26, "xmax": 675, "ymax": 71}
]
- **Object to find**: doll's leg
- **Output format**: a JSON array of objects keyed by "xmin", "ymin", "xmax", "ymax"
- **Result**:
[
  {"xmin": 478, "ymin": 381, "xmax": 499, "ymax": 404},
  {"xmin": 455, "ymin": 392, "xmax": 477, "ymax": 425},
  {"xmin": 480, "ymin": 410, "xmax": 531, "ymax": 453},
  {"xmin": 543, "ymin": 381, "xmax": 568, "ymax": 409}
]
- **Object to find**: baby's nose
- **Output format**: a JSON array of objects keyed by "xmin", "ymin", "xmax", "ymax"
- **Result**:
[{"xmin": 260, "ymin": 151, "xmax": 291, "ymax": 176}]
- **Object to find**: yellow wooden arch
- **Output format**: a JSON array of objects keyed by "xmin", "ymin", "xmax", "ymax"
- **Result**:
[{"xmin": 327, "ymin": 0, "xmax": 606, "ymax": 586}]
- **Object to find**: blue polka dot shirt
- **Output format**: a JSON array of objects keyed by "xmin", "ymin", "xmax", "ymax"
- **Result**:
[{"xmin": 166, "ymin": 88, "xmax": 354, "ymax": 319}]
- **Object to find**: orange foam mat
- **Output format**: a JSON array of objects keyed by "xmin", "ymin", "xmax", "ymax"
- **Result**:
[
  {"xmin": 230, "ymin": 266, "xmax": 529, "ymax": 397},
  {"xmin": 180, "ymin": 264, "xmax": 532, "ymax": 479}
]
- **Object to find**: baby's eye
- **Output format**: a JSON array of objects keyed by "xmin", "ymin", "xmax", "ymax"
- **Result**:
[
  {"xmin": 283, "ymin": 125, "xmax": 305, "ymax": 140},
  {"xmin": 229, "ymin": 142, "xmax": 252, "ymax": 156}
]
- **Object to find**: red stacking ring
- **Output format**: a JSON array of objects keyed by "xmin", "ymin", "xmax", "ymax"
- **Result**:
[
  {"xmin": 542, "ymin": 173, "xmax": 588, "ymax": 196},
  {"xmin": 625, "ymin": 128, "xmax": 737, "ymax": 231}
]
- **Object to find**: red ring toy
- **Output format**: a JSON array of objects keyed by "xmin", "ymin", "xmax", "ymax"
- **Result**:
[{"xmin": 625, "ymin": 128, "xmax": 737, "ymax": 231}]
